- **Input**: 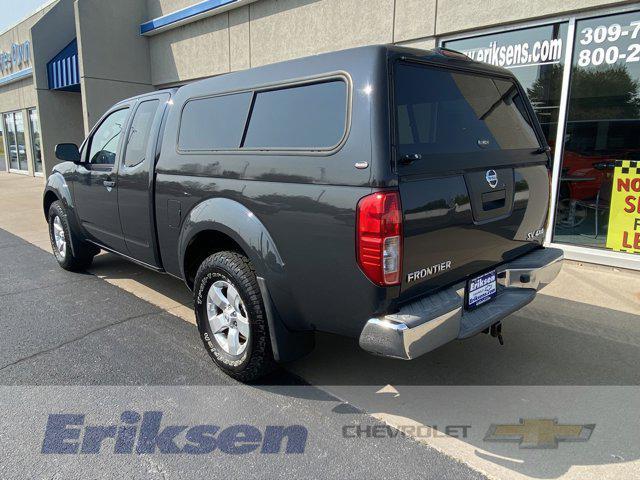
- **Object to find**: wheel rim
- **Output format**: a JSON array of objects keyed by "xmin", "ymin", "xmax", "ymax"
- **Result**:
[
  {"xmin": 52, "ymin": 216, "xmax": 66, "ymax": 258},
  {"xmin": 206, "ymin": 280, "xmax": 250, "ymax": 356}
]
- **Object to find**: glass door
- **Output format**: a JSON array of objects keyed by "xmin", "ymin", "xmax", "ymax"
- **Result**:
[
  {"xmin": 3, "ymin": 111, "xmax": 28, "ymax": 172},
  {"xmin": 28, "ymin": 109, "xmax": 42, "ymax": 174},
  {"xmin": 4, "ymin": 113, "xmax": 18, "ymax": 170},
  {"xmin": 0, "ymin": 119, "xmax": 5, "ymax": 171}
]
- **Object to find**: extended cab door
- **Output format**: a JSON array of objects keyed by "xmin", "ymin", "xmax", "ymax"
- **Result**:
[
  {"xmin": 117, "ymin": 93, "xmax": 169, "ymax": 267},
  {"xmin": 74, "ymin": 106, "xmax": 131, "ymax": 253}
]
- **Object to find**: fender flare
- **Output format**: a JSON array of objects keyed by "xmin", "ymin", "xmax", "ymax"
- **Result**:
[
  {"xmin": 178, "ymin": 197, "xmax": 313, "ymax": 362},
  {"xmin": 43, "ymin": 172, "xmax": 83, "ymax": 257},
  {"xmin": 177, "ymin": 197, "xmax": 285, "ymax": 281},
  {"xmin": 43, "ymin": 172, "xmax": 73, "ymax": 216}
]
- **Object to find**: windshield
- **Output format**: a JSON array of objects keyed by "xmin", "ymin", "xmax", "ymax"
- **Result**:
[{"xmin": 394, "ymin": 62, "xmax": 541, "ymax": 157}]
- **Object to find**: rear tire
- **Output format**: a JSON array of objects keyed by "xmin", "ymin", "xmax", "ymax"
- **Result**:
[
  {"xmin": 194, "ymin": 251, "xmax": 276, "ymax": 382},
  {"xmin": 48, "ymin": 200, "xmax": 96, "ymax": 271}
]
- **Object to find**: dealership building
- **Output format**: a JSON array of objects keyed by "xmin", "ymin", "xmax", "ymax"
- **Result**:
[{"xmin": 0, "ymin": 0, "xmax": 638, "ymax": 269}]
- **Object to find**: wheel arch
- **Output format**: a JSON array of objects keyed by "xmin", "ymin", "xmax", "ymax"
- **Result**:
[
  {"xmin": 178, "ymin": 197, "xmax": 285, "ymax": 290},
  {"xmin": 43, "ymin": 172, "xmax": 73, "ymax": 219},
  {"xmin": 43, "ymin": 172, "xmax": 86, "ymax": 257},
  {"xmin": 178, "ymin": 198, "xmax": 312, "ymax": 362}
]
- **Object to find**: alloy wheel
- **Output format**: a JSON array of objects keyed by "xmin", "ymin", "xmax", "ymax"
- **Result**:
[{"xmin": 206, "ymin": 280, "xmax": 250, "ymax": 355}]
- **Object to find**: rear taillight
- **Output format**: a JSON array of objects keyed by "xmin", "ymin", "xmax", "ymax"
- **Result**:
[{"xmin": 356, "ymin": 191, "xmax": 402, "ymax": 286}]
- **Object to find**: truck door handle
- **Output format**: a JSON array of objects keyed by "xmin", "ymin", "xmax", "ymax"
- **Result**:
[{"xmin": 103, "ymin": 180, "xmax": 116, "ymax": 190}]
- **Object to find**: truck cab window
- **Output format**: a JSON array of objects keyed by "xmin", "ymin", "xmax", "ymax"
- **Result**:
[
  {"xmin": 88, "ymin": 108, "xmax": 129, "ymax": 166},
  {"xmin": 124, "ymin": 100, "xmax": 160, "ymax": 167}
]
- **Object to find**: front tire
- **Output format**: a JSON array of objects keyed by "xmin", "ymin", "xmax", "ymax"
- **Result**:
[
  {"xmin": 48, "ymin": 200, "xmax": 96, "ymax": 271},
  {"xmin": 194, "ymin": 251, "xmax": 276, "ymax": 382}
]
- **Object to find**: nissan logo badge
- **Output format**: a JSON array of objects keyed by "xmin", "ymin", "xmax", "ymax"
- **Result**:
[{"xmin": 486, "ymin": 170, "xmax": 498, "ymax": 189}]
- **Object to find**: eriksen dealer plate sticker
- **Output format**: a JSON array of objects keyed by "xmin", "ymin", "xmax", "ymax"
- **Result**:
[{"xmin": 466, "ymin": 270, "xmax": 497, "ymax": 310}]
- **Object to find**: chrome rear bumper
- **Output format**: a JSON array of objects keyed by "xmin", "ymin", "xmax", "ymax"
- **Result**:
[{"xmin": 359, "ymin": 247, "xmax": 563, "ymax": 360}]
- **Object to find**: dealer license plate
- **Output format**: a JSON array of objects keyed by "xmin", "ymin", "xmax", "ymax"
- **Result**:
[{"xmin": 466, "ymin": 270, "xmax": 497, "ymax": 310}]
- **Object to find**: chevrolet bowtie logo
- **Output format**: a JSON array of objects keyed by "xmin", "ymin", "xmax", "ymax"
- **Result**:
[{"xmin": 484, "ymin": 419, "xmax": 595, "ymax": 449}]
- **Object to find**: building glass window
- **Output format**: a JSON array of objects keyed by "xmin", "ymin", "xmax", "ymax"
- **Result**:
[
  {"xmin": 0, "ymin": 120, "xmax": 5, "ymax": 171},
  {"xmin": 3, "ymin": 111, "xmax": 28, "ymax": 172},
  {"xmin": 444, "ymin": 23, "xmax": 568, "ymax": 155},
  {"xmin": 553, "ymin": 10, "xmax": 640, "ymax": 254},
  {"xmin": 28, "ymin": 108, "xmax": 42, "ymax": 173}
]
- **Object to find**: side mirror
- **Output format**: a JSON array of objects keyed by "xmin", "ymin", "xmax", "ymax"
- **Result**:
[{"xmin": 55, "ymin": 143, "xmax": 81, "ymax": 163}]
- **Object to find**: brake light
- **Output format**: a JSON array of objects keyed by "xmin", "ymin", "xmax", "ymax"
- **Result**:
[{"xmin": 356, "ymin": 191, "xmax": 402, "ymax": 286}]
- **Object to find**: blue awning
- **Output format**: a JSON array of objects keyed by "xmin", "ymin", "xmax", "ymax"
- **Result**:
[{"xmin": 47, "ymin": 39, "xmax": 80, "ymax": 92}]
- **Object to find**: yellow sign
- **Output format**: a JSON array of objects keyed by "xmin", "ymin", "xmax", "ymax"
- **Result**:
[{"xmin": 606, "ymin": 160, "xmax": 640, "ymax": 254}]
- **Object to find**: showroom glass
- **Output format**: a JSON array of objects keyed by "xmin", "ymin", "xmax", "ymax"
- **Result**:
[
  {"xmin": 243, "ymin": 80, "xmax": 347, "ymax": 149},
  {"xmin": 444, "ymin": 22, "xmax": 568, "ymax": 153},
  {"xmin": 0, "ymin": 120, "xmax": 5, "ymax": 171},
  {"xmin": 394, "ymin": 63, "xmax": 539, "ymax": 157},
  {"xmin": 124, "ymin": 100, "xmax": 160, "ymax": 167},
  {"xmin": 552, "ymin": 10, "xmax": 640, "ymax": 250},
  {"xmin": 28, "ymin": 108, "xmax": 42, "ymax": 173},
  {"xmin": 88, "ymin": 108, "xmax": 129, "ymax": 166},
  {"xmin": 3, "ymin": 112, "xmax": 28, "ymax": 171}
]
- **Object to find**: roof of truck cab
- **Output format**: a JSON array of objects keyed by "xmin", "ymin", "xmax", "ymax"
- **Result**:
[{"xmin": 113, "ymin": 88, "xmax": 178, "ymax": 108}]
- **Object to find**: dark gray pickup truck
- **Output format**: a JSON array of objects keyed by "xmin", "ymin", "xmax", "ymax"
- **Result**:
[{"xmin": 43, "ymin": 45, "xmax": 563, "ymax": 381}]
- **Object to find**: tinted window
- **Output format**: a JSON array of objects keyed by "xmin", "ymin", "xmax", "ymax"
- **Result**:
[
  {"xmin": 179, "ymin": 92, "xmax": 252, "ymax": 150},
  {"xmin": 29, "ymin": 109, "xmax": 42, "ymax": 173},
  {"xmin": 394, "ymin": 63, "xmax": 539, "ymax": 156},
  {"xmin": 243, "ymin": 80, "xmax": 347, "ymax": 149},
  {"xmin": 89, "ymin": 108, "xmax": 129, "ymax": 166},
  {"xmin": 443, "ymin": 22, "xmax": 568, "ymax": 155},
  {"xmin": 124, "ymin": 100, "xmax": 160, "ymax": 167},
  {"xmin": 0, "ymin": 119, "xmax": 4, "ymax": 171}
]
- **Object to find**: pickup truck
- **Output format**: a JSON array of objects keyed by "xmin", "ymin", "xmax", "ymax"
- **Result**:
[{"xmin": 44, "ymin": 45, "xmax": 563, "ymax": 382}]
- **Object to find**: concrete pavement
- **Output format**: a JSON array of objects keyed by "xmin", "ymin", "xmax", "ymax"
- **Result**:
[{"xmin": 1, "ymin": 171, "xmax": 640, "ymax": 479}]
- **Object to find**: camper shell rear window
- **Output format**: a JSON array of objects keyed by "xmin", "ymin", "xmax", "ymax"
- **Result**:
[{"xmin": 393, "ymin": 61, "xmax": 540, "ymax": 158}]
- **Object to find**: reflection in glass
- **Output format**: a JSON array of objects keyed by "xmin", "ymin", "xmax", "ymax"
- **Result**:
[
  {"xmin": 124, "ymin": 100, "xmax": 160, "ymax": 167},
  {"xmin": 14, "ymin": 112, "xmax": 27, "ymax": 171},
  {"xmin": 0, "ymin": 120, "xmax": 5, "ymax": 171},
  {"xmin": 394, "ymin": 63, "xmax": 539, "ymax": 156},
  {"xmin": 3, "ymin": 112, "xmax": 27, "ymax": 171},
  {"xmin": 29, "ymin": 109, "xmax": 42, "ymax": 173},
  {"xmin": 553, "ymin": 10, "xmax": 640, "ymax": 251},
  {"xmin": 243, "ymin": 80, "xmax": 347, "ymax": 149},
  {"xmin": 444, "ymin": 23, "xmax": 568, "ymax": 154},
  {"xmin": 88, "ymin": 108, "xmax": 129, "ymax": 166}
]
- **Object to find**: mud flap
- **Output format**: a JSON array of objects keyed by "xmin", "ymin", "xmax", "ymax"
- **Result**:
[{"xmin": 256, "ymin": 277, "xmax": 315, "ymax": 363}]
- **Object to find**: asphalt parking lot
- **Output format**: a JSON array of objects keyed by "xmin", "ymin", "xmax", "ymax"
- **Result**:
[
  {"xmin": 0, "ymin": 226, "xmax": 486, "ymax": 479},
  {"xmin": 1, "ymin": 173, "xmax": 640, "ymax": 479}
]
